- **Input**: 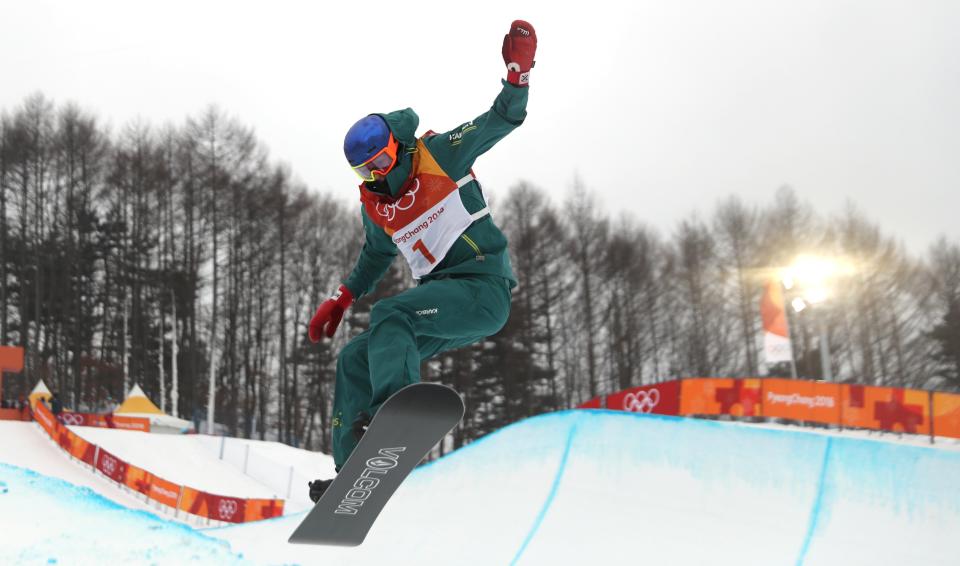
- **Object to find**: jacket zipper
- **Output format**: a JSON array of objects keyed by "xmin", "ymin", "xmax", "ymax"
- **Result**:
[{"xmin": 460, "ymin": 234, "xmax": 485, "ymax": 262}]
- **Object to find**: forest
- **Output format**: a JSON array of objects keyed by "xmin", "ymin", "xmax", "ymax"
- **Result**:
[{"xmin": 2, "ymin": 93, "xmax": 959, "ymax": 452}]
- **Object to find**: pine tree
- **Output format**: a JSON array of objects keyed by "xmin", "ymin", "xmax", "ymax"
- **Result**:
[{"xmin": 930, "ymin": 299, "xmax": 960, "ymax": 390}]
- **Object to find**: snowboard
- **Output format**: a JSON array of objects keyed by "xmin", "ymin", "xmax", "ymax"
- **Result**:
[{"xmin": 288, "ymin": 382, "xmax": 465, "ymax": 546}]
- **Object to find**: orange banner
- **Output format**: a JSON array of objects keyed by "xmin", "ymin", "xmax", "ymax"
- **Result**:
[
  {"xmin": 0, "ymin": 407, "xmax": 30, "ymax": 421},
  {"xmin": 58, "ymin": 411, "xmax": 150, "ymax": 432},
  {"xmin": 178, "ymin": 486, "xmax": 205, "ymax": 517},
  {"xmin": 932, "ymin": 392, "xmax": 960, "ymax": 440},
  {"xmin": 177, "ymin": 487, "xmax": 258, "ymax": 523},
  {"xmin": 124, "ymin": 464, "xmax": 153, "ymax": 496},
  {"xmin": 110, "ymin": 415, "xmax": 151, "ymax": 432},
  {"xmin": 58, "ymin": 427, "xmax": 98, "ymax": 465},
  {"xmin": 32, "ymin": 400, "xmax": 281, "ymax": 523},
  {"xmin": 33, "ymin": 400, "xmax": 59, "ymax": 438},
  {"xmin": 680, "ymin": 378, "xmax": 721, "ymax": 415},
  {"xmin": 842, "ymin": 385, "xmax": 930, "ymax": 434},
  {"xmin": 0, "ymin": 346, "xmax": 24, "ymax": 372},
  {"xmin": 95, "ymin": 447, "xmax": 129, "ymax": 484},
  {"xmin": 599, "ymin": 378, "xmax": 960, "ymax": 441},
  {"xmin": 680, "ymin": 378, "xmax": 762, "ymax": 417},
  {"xmin": 147, "ymin": 475, "xmax": 182, "ymax": 508},
  {"xmin": 245, "ymin": 498, "xmax": 285, "ymax": 521},
  {"xmin": 762, "ymin": 379, "xmax": 842, "ymax": 425},
  {"xmin": 204, "ymin": 493, "xmax": 247, "ymax": 523}
]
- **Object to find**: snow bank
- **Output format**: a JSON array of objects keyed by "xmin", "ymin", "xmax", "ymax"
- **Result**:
[
  {"xmin": 194, "ymin": 435, "xmax": 336, "ymax": 512},
  {"xmin": 4, "ymin": 410, "xmax": 959, "ymax": 565},
  {"xmin": 0, "ymin": 421, "xmax": 164, "ymax": 515},
  {"xmin": 211, "ymin": 410, "xmax": 960, "ymax": 565},
  {"xmin": 66, "ymin": 426, "xmax": 279, "ymax": 500},
  {"xmin": 0, "ymin": 463, "xmax": 247, "ymax": 565}
]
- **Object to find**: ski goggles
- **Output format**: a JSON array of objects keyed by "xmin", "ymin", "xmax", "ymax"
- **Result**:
[{"xmin": 351, "ymin": 134, "xmax": 399, "ymax": 182}]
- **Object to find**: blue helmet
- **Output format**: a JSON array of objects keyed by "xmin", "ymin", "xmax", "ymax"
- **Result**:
[{"xmin": 343, "ymin": 115, "xmax": 391, "ymax": 167}]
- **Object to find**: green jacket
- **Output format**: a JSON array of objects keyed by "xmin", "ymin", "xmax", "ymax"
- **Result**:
[{"xmin": 343, "ymin": 80, "xmax": 528, "ymax": 298}]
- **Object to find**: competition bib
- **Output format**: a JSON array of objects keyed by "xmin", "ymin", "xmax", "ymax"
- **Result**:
[{"xmin": 361, "ymin": 139, "xmax": 488, "ymax": 278}]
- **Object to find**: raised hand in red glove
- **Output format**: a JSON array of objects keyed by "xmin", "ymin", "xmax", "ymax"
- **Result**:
[
  {"xmin": 502, "ymin": 19, "xmax": 537, "ymax": 86},
  {"xmin": 308, "ymin": 285, "xmax": 354, "ymax": 342}
]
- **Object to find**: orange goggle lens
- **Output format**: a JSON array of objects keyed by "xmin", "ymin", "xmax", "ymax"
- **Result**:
[{"xmin": 351, "ymin": 135, "xmax": 399, "ymax": 182}]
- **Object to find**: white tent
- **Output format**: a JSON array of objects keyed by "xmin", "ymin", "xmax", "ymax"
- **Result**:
[
  {"xmin": 28, "ymin": 379, "xmax": 52, "ymax": 410},
  {"xmin": 115, "ymin": 384, "xmax": 194, "ymax": 434}
]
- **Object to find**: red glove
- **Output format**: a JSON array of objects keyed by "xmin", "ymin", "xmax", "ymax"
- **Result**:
[
  {"xmin": 308, "ymin": 285, "xmax": 354, "ymax": 342},
  {"xmin": 502, "ymin": 20, "xmax": 537, "ymax": 86}
]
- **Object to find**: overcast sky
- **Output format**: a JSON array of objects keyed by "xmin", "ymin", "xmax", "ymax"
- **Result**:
[{"xmin": 3, "ymin": 0, "xmax": 958, "ymax": 255}]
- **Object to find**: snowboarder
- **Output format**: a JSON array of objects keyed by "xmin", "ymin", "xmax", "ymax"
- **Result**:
[{"xmin": 306, "ymin": 20, "xmax": 537, "ymax": 503}]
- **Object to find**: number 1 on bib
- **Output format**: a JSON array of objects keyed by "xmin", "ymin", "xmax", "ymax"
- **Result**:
[{"xmin": 412, "ymin": 239, "xmax": 436, "ymax": 264}]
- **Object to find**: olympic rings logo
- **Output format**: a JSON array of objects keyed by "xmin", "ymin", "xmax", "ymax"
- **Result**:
[
  {"xmin": 218, "ymin": 500, "xmax": 239, "ymax": 519},
  {"xmin": 101, "ymin": 455, "xmax": 117, "ymax": 475},
  {"xmin": 60, "ymin": 413, "xmax": 85, "ymax": 426},
  {"xmin": 375, "ymin": 178, "xmax": 420, "ymax": 222},
  {"xmin": 623, "ymin": 389, "xmax": 660, "ymax": 413}
]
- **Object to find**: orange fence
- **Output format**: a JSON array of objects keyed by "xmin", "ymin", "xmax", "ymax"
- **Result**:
[
  {"xmin": 0, "ymin": 407, "xmax": 31, "ymax": 421},
  {"xmin": 0, "ymin": 346, "xmax": 24, "ymax": 372},
  {"xmin": 579, "ymin": 377, "xmax": 960, "ymax": 441},
  {"xmin": 58, "ymin": 411, "xmax": 150, "ymax": 432},
  {"xmin": 679, "ymin": 378, "xmax": 763, "ymax": 417},
  {"xmin": 933, "ymin": 392, "xmax": 960, "ymax": 439},
  {"xmin": 0, "ymin": 345, "xmax": 25, "ymax": 411},
  {"xmin": 762, "ymin": 379, "xmax": 841, "ymax": 424},
  {"xmin": 841, "ymin": 384, "xmax": 930, "ymax": 435},
  {"xmin": 32, "ymin": 401, "xmax": 284, "ymax": 523}
]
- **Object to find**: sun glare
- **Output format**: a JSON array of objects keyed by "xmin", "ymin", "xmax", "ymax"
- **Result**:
[{"xmin": 779, "ymin": 254, "xmax": 855, "ymax": 305}]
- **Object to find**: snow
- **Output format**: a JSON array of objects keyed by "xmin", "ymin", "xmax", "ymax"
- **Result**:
[
  {"xmin": 193, "ymin": 435, "xmax": 337, "ymax": 512},
  {"xmin": 0, "ymin": 463, "xmax": 246, "ymax": 565},
  {"xmin": 0, "ymin": 421, "xmax": 332, "ymax": 523},
  {"xmin": 210, "ymin": 411, "xmax": 960, "ymax": 565},
  {"xmin": 738, "ymin": 418, "xmax": 960, "ymax": 452},
  {"xmin": 3, "ymin": 410, "xmax": 960, "ymax": 565},
  {"xmin": 0, "ymin": 421, "xmax": 168, "ymax": 516},
  {"xmin": 66, "ymin": 426, "xmax": 279, "ymax": 500}
]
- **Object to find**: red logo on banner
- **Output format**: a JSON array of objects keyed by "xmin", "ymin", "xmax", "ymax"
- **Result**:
[
  {"xmin": 57, "ymin": 411, "xmax": 150, "ymax": 432},
  {"xmin": 96, "ymin": 449, "xmax": 129, "ymax": 484},
  {"xmin": 59, "ymin": 412, "xmax": 87, "ymax": 426},
  {"xmin": 197, "ymin": 493, "xmax": 247, "ymax": 523},
  {"xmin": 715, "ymin": 380, "xmax": 762, "ymax": 416},
  {"xmin": 218, "ymin": 499, "xmax": 239, "ymax": 520},
  {"xmin": 848, "ymin": 385, "xmax": 865, "ymax": 408},
  {"xmin": 875, "ymin": 389, "xmax": 924, "ymax": 433},
  {"xmin": 606, "ymin": 382, "xmax": 681, "ymax": 415}
]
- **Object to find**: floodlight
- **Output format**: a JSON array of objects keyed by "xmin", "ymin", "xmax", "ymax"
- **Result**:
[{"xmin": 792, "ymin": 298, "xmax": 807, "ymax": 313}]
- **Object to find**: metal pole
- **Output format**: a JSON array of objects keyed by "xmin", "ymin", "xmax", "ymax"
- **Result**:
[
  {"xmin": 123, "ymin": 294, "xmax": 129, "ymax": 395},
  {"xmin": 158, "ymin": 306, "xmax": 165, "ymax": 414},
  {"xmin": 818, "ymin": 309, "xmax": 833, "ymax": 381},
  {"xmin": 243, "ymin": 444, "xmax": 250, "ymax": 474},
  {"xmin": 286, "ymin": 466, "xmax": 294, "ymax": 500},
  {"xmin": 837, "ymin": 383, "xmax": 844, "ymax": 433},
  {"xmin": 175, "ymin": 485, "xmax": 183, "ymax": 519},
  {"xmin": 781, "ymin": 281, "xmax": 800, "ymax": 379},
  {"xmin": 206, "ymin": 347, "xmax": 217, "ymax": 435},
  {"xmin": 170, "ymin": 290, "xmax": 178, "ymax": 417}
]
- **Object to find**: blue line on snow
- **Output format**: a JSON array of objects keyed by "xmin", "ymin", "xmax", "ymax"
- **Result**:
[
  {"xmin": 796, "ymin": 437, "xmax": 834, "ymax": 566},
  {"xmin": 509, "ymin": 417, "xmax": 579, "ymax": 566}
]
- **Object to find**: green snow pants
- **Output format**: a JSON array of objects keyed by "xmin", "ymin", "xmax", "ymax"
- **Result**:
[{"xmin": 331, "ymin": 274, "xmax": 512, "ymax": 470}]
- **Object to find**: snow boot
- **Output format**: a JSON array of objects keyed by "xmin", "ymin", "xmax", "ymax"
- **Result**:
[{"xmin": 308, "ymin": 479, "xmax": 333, "ymax": 504}]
